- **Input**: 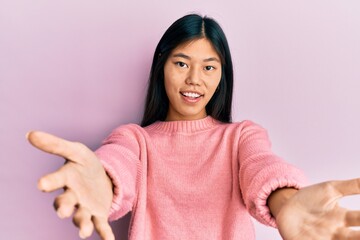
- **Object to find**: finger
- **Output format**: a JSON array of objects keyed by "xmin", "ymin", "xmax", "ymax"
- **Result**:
[
  {"xmin": 54, "ymin": 188, "xmax": 78, "ymax": 219},
  {"xmin": 73, "ymin": 206, "xmax": 94, "ymax": 239},
  {"xmin": 334, "ymin": 227, "xmax": 360, "ymax": 240},
  {"xmin": 38, "ymin": 166, "xmax": 68, "ymax": 192},
  {"xmin": 27, "ymin": 131, "xmax": 86, "ymax": 164},
  {"xmin": 333, "ymin": 178, "xmax": 360, "ymax": 197},
  {"xmin": 345, "ymin": 210, "xmax": 360, "ymax": 227},
  {"xmin": 92, "ymin": 215, "xmax": 115, "ymax": 240}
]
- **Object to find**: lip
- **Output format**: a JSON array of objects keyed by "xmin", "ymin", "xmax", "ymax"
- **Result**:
[
  {"xmin": 180, "ymin": 90, "xmax": 204, "ymax": 96},
  {"xmin": 180, "ymin": 91, "xmax": 203, "ymax": 103}
]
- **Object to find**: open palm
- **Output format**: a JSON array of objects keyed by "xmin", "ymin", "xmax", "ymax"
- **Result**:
[
  {"xmin": 27, "ymin": 131, "xmax": 115, "ymax": 240},
  {"xmin": 276, "ymin": 179, "xmax": 360, "ymax": 240}
]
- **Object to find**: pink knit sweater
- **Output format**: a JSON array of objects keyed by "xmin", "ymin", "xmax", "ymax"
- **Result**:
[{"xmin": 95, "ymin": 116, "xmax": 307, "ymax": 239}]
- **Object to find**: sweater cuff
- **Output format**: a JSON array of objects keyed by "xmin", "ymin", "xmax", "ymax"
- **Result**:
[
  {"xmin": 98, "ymin": 158, "xmax": 124, "ymax": 221},
  {"xmin": 247, "ymin": 166, "xmax": 308, "ymax": 227}
]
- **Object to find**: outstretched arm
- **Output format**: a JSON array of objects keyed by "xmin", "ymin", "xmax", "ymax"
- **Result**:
[
  {"xmin": 268, "ymin": 179, "xmax": 360, "ymax": 240},
  {"xmin": 27, "ymin": 131, "xmax": 115, "ymax": 240}
]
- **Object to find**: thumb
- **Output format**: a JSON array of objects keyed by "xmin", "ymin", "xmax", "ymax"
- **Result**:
[
  {"xmin": 26, "ymin": 131, "xmax": 83, "ymax": 163},
  {"xmin": 332, "ymin": 178, "xmax": 360, "ymax": 197}
]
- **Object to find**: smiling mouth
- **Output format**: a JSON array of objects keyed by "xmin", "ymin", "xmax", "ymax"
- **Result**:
[{"xmin": 180, "ymin": 91, "xmax": 204, "ymax": 99}]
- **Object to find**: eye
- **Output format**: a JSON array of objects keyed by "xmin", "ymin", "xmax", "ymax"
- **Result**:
[
  {"xmin": 204, "ymin": 66, "xmax": 215, "ymax": 71},
  {"xmin": 175, "ymin": 62, "xmax": 188, "ymax": 68}
]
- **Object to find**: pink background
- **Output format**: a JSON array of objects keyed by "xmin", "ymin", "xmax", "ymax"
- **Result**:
[{"xmin": 1, "ymin": 0, "xmax": 360, "ymax": 239}]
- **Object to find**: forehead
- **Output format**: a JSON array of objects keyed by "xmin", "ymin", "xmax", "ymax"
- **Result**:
[{"xmin": 171, "ymin": 38, "xmax": 220, "ymax": 59}]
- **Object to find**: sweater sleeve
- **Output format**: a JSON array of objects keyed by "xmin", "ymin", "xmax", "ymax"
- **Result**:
[
  {"xmin": 94, "ymin": 124, "xmax": 144, "ymax": 221},
  {"xmin": 238, "ymin": 121, "xmax": 308, "ymax": 227}
]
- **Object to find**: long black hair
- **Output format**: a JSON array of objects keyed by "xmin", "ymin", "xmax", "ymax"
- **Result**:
[{"xmin": 141, "ymin": 14, "xmax": 233, "ymax": 127}]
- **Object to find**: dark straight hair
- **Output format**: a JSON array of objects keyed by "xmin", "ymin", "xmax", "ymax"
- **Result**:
[{"xmin": 141, "ymin": 14, "xmax": 234, "ymax": 127}]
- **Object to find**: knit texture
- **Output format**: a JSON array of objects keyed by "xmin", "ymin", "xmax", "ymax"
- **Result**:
[{"xmin": 95, "ymin": 116, "xmax": 307, "ymax": 240}]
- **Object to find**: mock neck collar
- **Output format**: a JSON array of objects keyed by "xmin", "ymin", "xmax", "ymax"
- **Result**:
[{"xmin": 145, "ymin": 116, "xmax": 220, "ymax": 133}]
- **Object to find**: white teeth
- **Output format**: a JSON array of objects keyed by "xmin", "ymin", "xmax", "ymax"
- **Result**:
[{"xmin": 182, "ymin": 92, "xmax": 201, "ymax": 98}]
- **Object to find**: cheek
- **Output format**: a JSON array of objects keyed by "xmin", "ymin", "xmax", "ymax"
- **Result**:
[
  {"xmin": 164, "ymin": 70, "xmax": 182, "ymax": 91},
  {"xmin": 164, "ymin": 75, "xmax": 175, "ymax": 94},
  {"xmin": 208, "ymin": 73, "xmax": 222, "ymax": 93},
  {"xmin": 164, "ymin": 80, "xmax": 173, "ymax": 101},
  {"xmin": 164, "ymin": 73, "xmax": 179, "ymax": 101},
  {"xmin": 163, "ymin": 66, "xmax": 173, "ymax": 91}
]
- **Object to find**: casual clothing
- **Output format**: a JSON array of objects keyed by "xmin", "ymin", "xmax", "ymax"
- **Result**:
[{"xmin": 95, "ymin": 116, "xmax": 307, "ymax": 240}]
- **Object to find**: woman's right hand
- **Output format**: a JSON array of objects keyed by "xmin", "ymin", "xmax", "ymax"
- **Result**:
[{"xmin": 27, "ymin": 131, "xmax": 115, "ymax": 240}]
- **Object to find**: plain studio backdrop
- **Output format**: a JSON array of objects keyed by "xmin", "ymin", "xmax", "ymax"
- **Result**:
[{"xmin": 1, "ymin": 0, "xmax": 359, "ymax": 239}]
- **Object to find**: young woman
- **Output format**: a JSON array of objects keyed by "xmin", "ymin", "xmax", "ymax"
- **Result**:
[{"xmin": 28, "ymin": 14, "xmax": 360, "ymax": 240}]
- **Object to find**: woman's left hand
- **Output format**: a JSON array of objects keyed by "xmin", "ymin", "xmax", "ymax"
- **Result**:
[{"xmin": 276, "ymin": 179, "xmax": 360, "ymax": 239}]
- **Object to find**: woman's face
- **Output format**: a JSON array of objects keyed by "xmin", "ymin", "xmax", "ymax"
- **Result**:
[{"xmin": 164, "ymin": 38, "xmax": 222, "ymax": 121}]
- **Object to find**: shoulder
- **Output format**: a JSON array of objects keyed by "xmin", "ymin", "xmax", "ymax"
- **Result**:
[
  {"xmin": 112, "ymin": 123, "xmax": 145, "ymax": 133},
  {"xmin": 102, "ymin": 123, "xmax": 149, "ymax": 144},
  {"xmin": 222, "ymin": 120, "xmax": 271, "ymax": 144},
  {"xmin": 225, "ymin": 119, "xmax": 267, "ymax": 132}
]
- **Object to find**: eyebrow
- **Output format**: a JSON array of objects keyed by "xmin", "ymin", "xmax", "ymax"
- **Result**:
[{"xmin": 172, "ymin": 53, "xmax": 220, "ymax": 63}]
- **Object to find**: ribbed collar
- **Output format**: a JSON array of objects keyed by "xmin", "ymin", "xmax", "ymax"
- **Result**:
[{"xmin": 145, "ymin": 116, "xmax": 220, "ymax": 133}]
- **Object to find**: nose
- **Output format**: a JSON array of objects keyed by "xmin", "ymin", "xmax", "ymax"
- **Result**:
[{"xmin": 185, "ymin": 67, "xmax": 202, "ymax": 86}]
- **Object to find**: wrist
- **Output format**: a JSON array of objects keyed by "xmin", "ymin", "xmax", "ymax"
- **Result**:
[{"xmin": 267, "ymin": 187, "xmax": 298, "ymax": 219}]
